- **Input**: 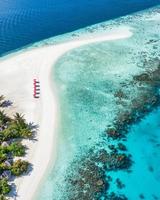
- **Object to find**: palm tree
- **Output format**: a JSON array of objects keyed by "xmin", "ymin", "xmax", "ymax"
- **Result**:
[
  {"xmin": 0, "ymin": 96, "xmax": 5, "ymax": 107},
  {"xmin": 0, "ymin": 95, "xmax": 5, "ymax": 102},
  {"xmin": 0, "ymin": 111, "xmax": 9, "ymax": 125},
  {"xmin": 13, "ymin": 113, "xmax": 32, "ymax": 138},
  {"xmin": 13, "ymin": 113, "xmax": 26, "ymax": 128}
]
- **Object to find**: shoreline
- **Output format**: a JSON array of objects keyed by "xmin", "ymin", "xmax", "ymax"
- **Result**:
[{"xmin": 0, "ymin": 26, "xmax": 132, "ymax": 200}]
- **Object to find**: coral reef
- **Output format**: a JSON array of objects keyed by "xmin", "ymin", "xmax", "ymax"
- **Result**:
[{"xmin": 62, "ymin": 58, "xmax": 160, "ymax": 199}]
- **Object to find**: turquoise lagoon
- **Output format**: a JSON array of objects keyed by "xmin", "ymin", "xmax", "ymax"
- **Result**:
[{"xmin": 37, "ymin": 6, "xmax": 160, "ymax": 200}]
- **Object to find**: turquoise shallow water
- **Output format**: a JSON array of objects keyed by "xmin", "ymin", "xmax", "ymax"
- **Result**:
[
  {"xmin": 37, "ymin": 6, "xmax": 160, "ymax": 200},
  {"xmin": 109, "ymin": 108, "xmax": 160, "ymax": 199}
]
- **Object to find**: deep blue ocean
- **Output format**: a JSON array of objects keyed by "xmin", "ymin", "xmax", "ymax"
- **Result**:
[{"xmin": 0, "ymin": 0, "xmax": 160, "ymax": 56}]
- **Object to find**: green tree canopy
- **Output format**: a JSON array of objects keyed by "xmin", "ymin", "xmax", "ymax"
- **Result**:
[
  {"xmin": 11, "ymin": 159, "xmax": 29, "ymax": 176},
  {"xmin": 0, "ymin": 178, "xmax": 11, "ymax": 195}
]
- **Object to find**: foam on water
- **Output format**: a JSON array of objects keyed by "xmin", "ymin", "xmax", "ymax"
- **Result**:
[{"xmin": 37, "ymin": 6, "xmax": 160, "ymax": 200}]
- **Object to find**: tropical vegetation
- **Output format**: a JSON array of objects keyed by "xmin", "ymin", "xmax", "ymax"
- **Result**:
[{"xmin": 0, "ymin": 95, "xmax": 34, "ymax": 199}]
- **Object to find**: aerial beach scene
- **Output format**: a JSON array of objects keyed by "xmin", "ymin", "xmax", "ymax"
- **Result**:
[{"xmin": 0, "ymin": 1, "xmax": 160, "ymax": 200}]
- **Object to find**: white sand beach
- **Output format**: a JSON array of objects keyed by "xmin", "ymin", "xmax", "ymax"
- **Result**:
[{"xmin": 0, "ymin": 26, "xmax": 132, "ymax": 200}]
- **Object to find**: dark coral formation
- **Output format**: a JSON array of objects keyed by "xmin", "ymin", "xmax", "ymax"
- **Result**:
[
  {"xmin": 65, "ymin": 153, "xmax": 108, "ymax": 200},
  {"xmin": 63, "ymin": 148, "xmax": 132, "ymax": 200},
  {"xmin": 106, "ymin": 59, "xmax": 160, "ymax": 140},
  {"xmin": 106, "ymin": 128, "xmax": 122, "ymax": 140},
  {"xmin": 116, "ymin": 178, "xmax": 125, "ymax": 189},
  {"xmin": 114, "ymin": 90, "xmax": 127, "ymax": 99},
  {"xmin": 104, "ymin": 153, "xmax": 132, "ymax": 171},
  {"xmin": 139, "ymin": 194, "xmax": 145, "ymax": 199},
  {"xmin": 117, "ymin": 143, "xmax": 127, "ymax": 151},
  {"xmin": 105, "ymin": 192, "xmax": 127, "ymax": 200},
  {"xmin": 133, "ymin": 59, "xmax": 160, "ymax": 87},
  {"xmin": 62, "ymin": 58, "xmax": 160, "ymax": 200}
]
